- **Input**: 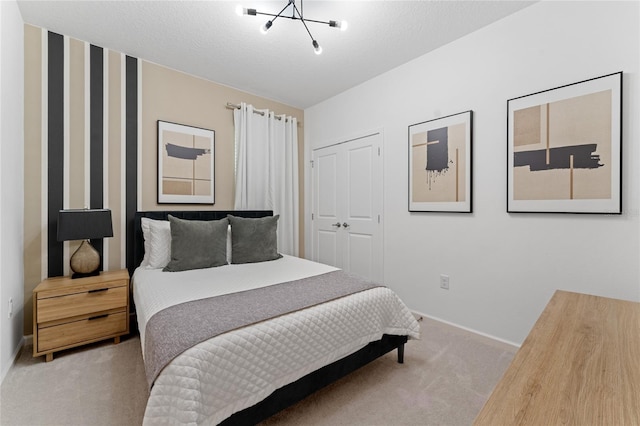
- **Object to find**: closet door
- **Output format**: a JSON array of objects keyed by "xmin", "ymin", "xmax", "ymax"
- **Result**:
[
  {"xmin": 313, "ymin": 145, "xmax": 345, "ymax": 269},
  {"xmin": 312, "ymin": 133, "xmax": 383, "ymax": 282}
]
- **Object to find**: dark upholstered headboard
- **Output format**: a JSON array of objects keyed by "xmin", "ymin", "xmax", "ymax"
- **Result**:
[{"xmin": 129, "ymin": 210, "xmax": 273, "ymax": 276}]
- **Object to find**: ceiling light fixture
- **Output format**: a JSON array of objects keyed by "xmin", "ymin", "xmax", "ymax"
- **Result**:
[{"xmin": 236, "ymin": 0, "xmax": 347, "ymax": 55}]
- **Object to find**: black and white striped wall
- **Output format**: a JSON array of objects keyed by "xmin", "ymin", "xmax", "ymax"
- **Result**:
[{"xmin": 24, "ymin": 25, "xmax": 141, "ymax": 299}]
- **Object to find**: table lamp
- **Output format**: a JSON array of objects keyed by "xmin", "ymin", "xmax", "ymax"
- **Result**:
[{"xmin": 57, "ymin": 209, "xmax": 113, "ymax": 278}]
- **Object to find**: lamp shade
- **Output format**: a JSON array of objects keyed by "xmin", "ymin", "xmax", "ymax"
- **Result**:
[{"xmin": 57, "ymin": 209, "xmax": 113, "ymax": 241}]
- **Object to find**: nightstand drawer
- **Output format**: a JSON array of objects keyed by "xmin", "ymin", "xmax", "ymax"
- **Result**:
[
  {"xmin": 38, "ymin": 285, "xmax": 128, "ymax": 323},
  {"xmin": 38, "ymin": 311, "xmax": 127, "ymax": 352}
]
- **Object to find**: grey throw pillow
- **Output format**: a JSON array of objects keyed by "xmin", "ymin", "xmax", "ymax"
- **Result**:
[
  {"xmin": 163, "ymin": 216, "xmax": 229, "ymax": 272},
  {"xmin": 228, "ymin": 215, "xmax": 283, "ymax": 264}
]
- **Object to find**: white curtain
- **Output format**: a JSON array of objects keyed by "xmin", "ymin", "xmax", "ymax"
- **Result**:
[{"xmin": 233, "ymin": 103, "xmax": 299, "ymax": 256}]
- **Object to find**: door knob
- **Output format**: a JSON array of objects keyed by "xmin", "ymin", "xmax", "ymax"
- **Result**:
[
  {"xmin": 342, "ymin": 222, "xmax": 350, "ymax": 228},
  {"xmin": 331, "ymin": 222, "xmax": 342, "ymax": 228}
]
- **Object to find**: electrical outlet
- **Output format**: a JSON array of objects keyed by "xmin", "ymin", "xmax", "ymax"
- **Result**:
[
  {"xmin": 440, "ymin": 274, "xmax": 450, "ymax": 290},
  {"xmin": 8, "ymin": 297, "xmax": 13, "ymax": 319}
]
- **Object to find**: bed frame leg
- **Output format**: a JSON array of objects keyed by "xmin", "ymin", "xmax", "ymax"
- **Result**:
[{"xmin": 397, "ymin": 343, "xmax": 405, "ymax": 364}]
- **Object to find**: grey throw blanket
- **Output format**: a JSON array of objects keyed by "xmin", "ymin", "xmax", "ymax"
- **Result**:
[{"xmin": 144, "ymin": 270, "xmax": 382, "ymax": 388}]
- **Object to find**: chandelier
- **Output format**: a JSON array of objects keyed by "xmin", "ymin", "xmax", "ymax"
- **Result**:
[{"xmin": 236, "ymin": 0, "xmax": 348, "ymax": 55}]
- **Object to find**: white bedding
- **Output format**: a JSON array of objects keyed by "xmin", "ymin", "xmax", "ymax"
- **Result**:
[{"xmin": 133, "ymin": 255, "xmax": 420, "ymax": 425}]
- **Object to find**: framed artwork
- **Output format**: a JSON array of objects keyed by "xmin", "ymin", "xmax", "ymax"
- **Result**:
[
  {"xmin": 157, "ymin": 120, "xmax": 215, "ymax": 204},
  {"xmin": 507, "ymin": 72, "xmax": 622, "ymax": 214},
  {"xmin": 408, "ymin": 110, "xmax": 473, "ymax": 212}
]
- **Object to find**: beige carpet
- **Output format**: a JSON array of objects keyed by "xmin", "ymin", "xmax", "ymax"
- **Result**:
[{"xmin": 0, "ymin": 318, "xmax": 515, "ymax": 425}]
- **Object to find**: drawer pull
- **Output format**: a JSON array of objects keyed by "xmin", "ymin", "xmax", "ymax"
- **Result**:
[
  {"xmin": 88, "ymin": 288, "xmax": 108, "ymax": 294},
  {"xmin": 88, "ymin": 314, "xmax": 109, "ymax": 321}
]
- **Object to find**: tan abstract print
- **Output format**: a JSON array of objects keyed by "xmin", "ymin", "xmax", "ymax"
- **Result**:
[
  {"xmin": 513, "ymin": 90, "xmax": 611, "ymax": 200},
  {"xmin": 408, "ymin": 111, "xmax": 472, "ymax": 212},
  {"xmin": 411, "ymin": 123, "xmax": 467, "ymax": 203},
  {"xmin": 158, "ymin": 121, "xmax": 215, "ymax": 204}
]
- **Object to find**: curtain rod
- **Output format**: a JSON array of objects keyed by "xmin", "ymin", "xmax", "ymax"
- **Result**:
[{"xmin": 225, "ymin": 102, "xmax": 302, "ymax": 126}]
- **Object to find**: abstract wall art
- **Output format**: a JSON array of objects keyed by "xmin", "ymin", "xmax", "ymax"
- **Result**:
[
  {"xmin": 507, "ymin": 72, "xmax": 622, "ymax": 214},
  {"xmin": 158, "ymin": 120, "xmax": 215, "ymax": 204},
  {"xmin": 408, "ymin": 111, "xmax": 473, "ymax": 212}
]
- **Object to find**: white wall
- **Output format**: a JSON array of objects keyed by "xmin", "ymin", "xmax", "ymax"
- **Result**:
[
  {"xmin": 0, "ymin": 0, "xmax": 25, "ymax": 383},
  {"xmin": 304, "ymin": 1, "xmax": 640, "ymax": 345}
]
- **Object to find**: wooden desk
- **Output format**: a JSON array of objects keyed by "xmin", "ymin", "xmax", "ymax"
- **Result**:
[{"xmin": 475, "ymin": 290, "xmax": 640, "ymax": 425}]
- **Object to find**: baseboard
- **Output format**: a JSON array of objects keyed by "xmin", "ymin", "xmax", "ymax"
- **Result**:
[
  {"xmin": 412, "ymin": 310, "xmax": 521, "ymax": 349},
  {"xmin": 0, "ymin": 335, "xmax": 26, "ymax": 385}
]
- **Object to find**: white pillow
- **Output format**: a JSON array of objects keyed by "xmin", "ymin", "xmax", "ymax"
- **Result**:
[{"xmin": 140, "ymin": 218, "xmax": 171, "ymax": 269}]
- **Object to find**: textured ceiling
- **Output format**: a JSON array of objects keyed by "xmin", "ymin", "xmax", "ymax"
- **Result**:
[{"xmin": 17, "ymin": 1, "xmax": 535, "ymax": 109}]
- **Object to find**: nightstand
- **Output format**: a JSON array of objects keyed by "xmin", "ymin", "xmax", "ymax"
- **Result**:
[{"xmin": 33, "ymin": 269, "xmax": 130, "ymax": 362}]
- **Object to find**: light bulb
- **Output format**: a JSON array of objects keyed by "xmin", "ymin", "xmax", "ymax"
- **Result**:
[
  {"xmin": 260, "ymin": 20, "xmax": 273, "ymax": 34},
  {"xmin": 329, "ymin": 20, "xmax": 348, "ymax": 32},
  {"xmin": 312, "ymin": 40, "xmax": 322, "ymax": 55},
  {"xmin": 237, "ymin": 7, "xmax": 256, "ymax": 16}
]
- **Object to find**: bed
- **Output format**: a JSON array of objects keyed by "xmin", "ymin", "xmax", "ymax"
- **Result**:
[{"xmin": 131, "ymin": 210, "xmax": 420, "ymax": 425}]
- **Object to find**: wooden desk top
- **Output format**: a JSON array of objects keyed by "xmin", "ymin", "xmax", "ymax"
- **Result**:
[{"xmin": 475, "ymin": 290, "xmax": 640, "ymax": 425}]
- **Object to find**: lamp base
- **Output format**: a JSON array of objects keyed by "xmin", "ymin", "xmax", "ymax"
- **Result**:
[{"xmin": 70, "ymin": 240, "xmax": 101, "ymax": 279}]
